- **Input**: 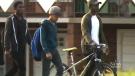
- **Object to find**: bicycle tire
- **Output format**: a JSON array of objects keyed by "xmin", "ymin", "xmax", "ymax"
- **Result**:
[
  {"xmin": 91, "ymin": 63, "xmax": 117, "ymax": 76},
  {"xmin": 50, "ymin": 63, "xmax": 72, "ymax": 76}
]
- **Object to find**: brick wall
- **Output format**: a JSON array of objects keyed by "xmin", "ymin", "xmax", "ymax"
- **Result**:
[
  {"xmin": 67, "ymin": 23, "xmax": 84, "ymax": 73},
  {"xmin": 102, "ymin": 24, "xmax": 117, "ymax": 64}
]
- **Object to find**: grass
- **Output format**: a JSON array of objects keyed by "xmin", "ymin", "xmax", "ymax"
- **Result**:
[
  {"xmin": 117, "ymin": 70, "xmax": 135, "ymax": 76},
  {"xmin": 77, "ymin": 70, "xmax": 135, "ymax": 76}
]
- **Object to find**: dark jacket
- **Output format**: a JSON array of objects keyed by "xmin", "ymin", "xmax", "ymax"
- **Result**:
[
  {"xmin": 81, "ymin": 12, "xmax": 107, "ymax": 54},
  {"xmin": 40, "ymin": 20, "xmax": 58, "ymax": 54},
  {"xmin": 4, "ymin": 14, "xmax": 31, "ymax": 52}
]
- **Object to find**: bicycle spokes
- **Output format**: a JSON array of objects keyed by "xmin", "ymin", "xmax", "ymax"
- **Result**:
[{"xmin": 94, "ymin": 66, "xmax": 115, "ymax": 76}]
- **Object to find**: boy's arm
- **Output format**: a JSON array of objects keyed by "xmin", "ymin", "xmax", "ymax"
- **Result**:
[{"xmin": 40, "ymin": 25, "xmax": 50, "ymax": 53}]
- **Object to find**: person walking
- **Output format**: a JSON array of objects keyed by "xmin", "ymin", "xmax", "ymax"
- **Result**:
[{"xmin": 4, "ymin": 1, "xmax": 31, "ymax": 76}]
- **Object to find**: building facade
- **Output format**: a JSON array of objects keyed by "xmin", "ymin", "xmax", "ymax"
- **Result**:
[{"xmin": 0, "ymin": 0, "xmax": 135, "ymax": 76}]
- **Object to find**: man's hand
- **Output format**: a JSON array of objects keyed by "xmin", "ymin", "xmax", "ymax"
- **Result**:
[
  {"xmin": 105, "ymin": 48, "xmax": 110, "ymax": 55},
  {"xmin": 4, "ymin": 51, "xmax": 10, "ymax": 55},
  {"xmin": 5, "ymin": 51, "xmax": 11, "ymax": 58},
  {"xmin": 90, "ymin": 42, "xmax": 97, "ymax": 46},
  {"xmin": 46, "ymin": 53, "xmax": 52, "ymax": 59}
]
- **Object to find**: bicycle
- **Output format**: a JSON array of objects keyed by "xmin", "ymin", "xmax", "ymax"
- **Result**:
[{"xmin": 50, "ymin": 44, "xmax": 117, "ymax": 76}]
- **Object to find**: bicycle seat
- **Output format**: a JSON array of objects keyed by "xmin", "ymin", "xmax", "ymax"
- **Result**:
[{"xmin": 63, "ymin": 47, "xmax": 77, "ymax": 52}]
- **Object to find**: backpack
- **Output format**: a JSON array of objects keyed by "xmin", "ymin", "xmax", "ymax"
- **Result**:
[{"xmin": 31, "ymin": 20, "xmax": 48, "ymax": 61}]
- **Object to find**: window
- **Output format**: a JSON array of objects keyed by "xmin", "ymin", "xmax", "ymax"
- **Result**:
[
  {"xmin": 57, "ymin": 34, "xmax": 67, "ymax": 47},
  {"xmin": 58, "ymin": 37, "xmax": 65, "ymax": 47},
  {"xmin": 75, "ymin": 0, "xmax": 85, "ymax": 13},
  {"xmin": 26, "ymin": 0, "xmax": 35, "ymax": 12},
  {"xmin": 108, "ymin": 0, "xmax": 118, "ymax": 13}
]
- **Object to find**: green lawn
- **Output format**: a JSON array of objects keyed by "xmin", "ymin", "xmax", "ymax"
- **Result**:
[{"xmin": 117, "ymin": 70, "xmax": 135, "ymax": 76}]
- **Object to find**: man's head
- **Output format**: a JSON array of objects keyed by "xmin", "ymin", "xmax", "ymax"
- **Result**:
[
  {"xmin": 48, "ymin": 6, "xmax": 61, "ymax": 22},
  {"xmin": 87, "ymin": 0, "xmax": 101, "ymax": 13},
  {"xmin": 14, "ymin": 1, "xmax": 24, "ymax": 16}
]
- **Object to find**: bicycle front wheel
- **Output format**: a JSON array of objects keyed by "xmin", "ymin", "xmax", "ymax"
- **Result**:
[{"xmin": 91, "ymin": 63, "xmax": 117, "ymax": 76}]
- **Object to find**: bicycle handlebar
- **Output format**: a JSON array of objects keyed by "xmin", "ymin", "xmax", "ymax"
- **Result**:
[
  {"xmin": 93, "ymin": 44, "xmax": 108, "ymax": 53},
  {"xmin": 84, "ymin": 43, "xmax": 108, "ymax": 53}
]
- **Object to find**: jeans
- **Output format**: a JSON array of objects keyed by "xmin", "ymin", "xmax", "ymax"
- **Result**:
[
  {"xmin": 42, "ymin": 49, "xmax": 63, "ymax": 76},
  {"xmin": 5, "ymin": 50, "xmax": 26, "ymax": 76}
]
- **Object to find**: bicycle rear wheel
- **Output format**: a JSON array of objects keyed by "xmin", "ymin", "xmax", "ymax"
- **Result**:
[
  {"xmin": 91, "ymin": 63, "xmax": 117, "ymax": 76},
  {"xmin": 50, "ymin": 63, "xmax": 72, "ymax": 76}
]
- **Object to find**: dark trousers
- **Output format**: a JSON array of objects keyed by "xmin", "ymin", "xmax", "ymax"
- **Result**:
[
  {"xmin": 5, "ymin": 50, "xmax": 26, "ymax": 76},
  {"xmin": 84, "ymin": 50, "xmax": 102, "ymax": 76},
  {"xmin": 42, "ymin": 49, "xmax": 63, "ymax": 76}
]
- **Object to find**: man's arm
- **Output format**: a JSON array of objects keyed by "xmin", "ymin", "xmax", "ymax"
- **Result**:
[
  {"xmin": 99, "ymin": 17, "xmax": 108, "ymax": 45},
  {"xmin": 4, "ymin": 18, "xmax": 12, "ymax": 51},
  {"xmin": 99, "ymin": 16, "xmax": 110, "ymax": 55},
  {"xmin": 81, "ymin": 15, "xmax": 95, "ymax": 44},
  {"xmin": 101, "ymin": 28, "xmax": 110, "ymax": 55}
]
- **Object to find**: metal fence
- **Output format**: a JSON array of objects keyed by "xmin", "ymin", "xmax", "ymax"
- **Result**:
[{"xmin": 0, "ymin": 0, "xmax": 135, "ymax": 18}]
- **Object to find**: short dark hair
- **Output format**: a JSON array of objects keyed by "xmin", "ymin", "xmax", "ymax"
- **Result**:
[{"xmin": 13, "ymin": 1, "xmax": 23, "ymax": 9}]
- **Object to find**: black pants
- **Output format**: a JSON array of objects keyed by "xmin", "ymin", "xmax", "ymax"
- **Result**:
[
  {"xmin": 84, "ymin": 50, "xmax": 102, "ymax": 76},
  {"xmin": 5, "ymin": 50, "xmax": 26, "ymax": 76},
  {"xmin": 42, "ymin": 49, "xmax": 63, "ymax": 76}
]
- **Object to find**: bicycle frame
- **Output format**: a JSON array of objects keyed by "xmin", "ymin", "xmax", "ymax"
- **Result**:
[
  {"xmin": 63, "ymin": 52, "xmax": 95, "ymax": 76},
  {"xmin": 51, "ymin": 44, "xmax": 114, "ymax": 76}
]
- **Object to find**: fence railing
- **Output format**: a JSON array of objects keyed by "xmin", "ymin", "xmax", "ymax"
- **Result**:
[{"xmin": 0, "ymin": 0, "xmax": 135, "ymax": 18}]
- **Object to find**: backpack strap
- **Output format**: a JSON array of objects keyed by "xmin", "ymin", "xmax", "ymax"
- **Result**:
[{"xmin": 40, "ymin": 20, "xmax": 49, "ymax": 37}]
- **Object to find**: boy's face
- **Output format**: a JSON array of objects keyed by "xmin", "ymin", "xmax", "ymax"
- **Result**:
[
  {"xmin": 90, "ymin": 4, "xmax": 99, "ymax": 13},
  {"xmin": 50, "ymin": 14, "xmax": 61, "ymax": 22}
]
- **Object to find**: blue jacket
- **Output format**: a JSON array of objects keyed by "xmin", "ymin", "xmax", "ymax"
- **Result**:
[{"xmin": 40, "ymin": 20, "xmax": 58, "ymax": 53}]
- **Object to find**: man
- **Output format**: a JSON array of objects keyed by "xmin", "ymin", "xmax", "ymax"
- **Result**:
[
  {"xmin": 4, "ymin": 1, "xmax": 31, "ymax": 76},
  {"xmin": 81, "ymin": 0, "xmax": 109, "ymax": 76},
  {"xmin": 40, "ymin": 6, "xmax": 63, "ymax": 76}
]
